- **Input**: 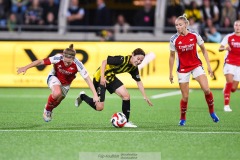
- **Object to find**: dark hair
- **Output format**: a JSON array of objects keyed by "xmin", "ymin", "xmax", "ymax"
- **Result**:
[
  {"xmin": 132, "ymin": 48, "xmax": 145, "ymax": 56},
  {"xmin": 63, "ymin": 44, "xmax": 76, "ymax": 56}
]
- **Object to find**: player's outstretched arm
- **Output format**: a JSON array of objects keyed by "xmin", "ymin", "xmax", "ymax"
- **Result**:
[
  {"xmin": 169, "ymin": 51, "xmax": 175, "ymax": 84},
  {"xmin": 84, "ymin": 76, "xmax": 99, "ymax": 102},
  {"xmin": 136, "ymin": 81, "xmax": 153, "ymax": 106},
  {"xmin": 219, "ymin": 45, "xmax": 231, "ymax": 52},
  {"xmin": 199, "ymin": 44, "xmax": 213, "ymax": 78},
  {"xmin": 17, "ymin": 59, "xmax": 44, "ymax": 75}
]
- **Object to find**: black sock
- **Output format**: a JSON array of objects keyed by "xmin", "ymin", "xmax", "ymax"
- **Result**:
[
  {"xmin": 122, "ymin": 100, "xmax": 130, "ymax": 122},
  {"xmin": 81, "ymin": 94, "xmax": 96, "ymax": 110}
]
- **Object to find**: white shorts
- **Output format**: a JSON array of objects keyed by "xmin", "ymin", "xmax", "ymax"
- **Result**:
[
  {"xmin": 177, "ymin": 66, "xmax": 206, "ymax": 83},
  {"xmin": 47, "ymin": 75, "xmax": 70, "ymax": 97},
  {"xmin": 224, "ymin": 63, "xmax": 240, "ymax": 81}
]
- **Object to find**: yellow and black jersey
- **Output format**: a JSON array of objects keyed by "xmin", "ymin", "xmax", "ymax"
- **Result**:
[{"xmin": 93, "ymin": 55, "xmax": 141, "ymax": 83}]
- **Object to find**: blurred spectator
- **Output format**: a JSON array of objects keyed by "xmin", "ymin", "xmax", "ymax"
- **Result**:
[
  {"xmin": 94, "ymin": 0, "xmax": 111, "ymax": 26},
  {"xmin": 183, "ymin": 0, "xmax": 202, "ymax": 7},
  {"xmin": 228, "ymin": 0, "xmax": 239, "ymax": 8},
  {"xmin": 94, "ymin": 0, "xmax": 111, "ymax": 34},
  {"xmin": 66, "ymin": 0, "xmax": 85, "ymax": 32},
  {"xmin": 184, "ymin": 1, "xmax": 202, "ymax": 23},
  {"xmin": 221, "ymin": 16, "xmax": 234, "ymax": 33},
  {"xmin": 42, "ymin": 0, "xmax": 59, "ymax": 25},
  {"xmin": 0, "ymin": 0, "xmax": 11, "ymax": 30},
  {"xmin": 53, "ymin": 0, "xmax": 60, "ymax": 5},
  {"xmin": 201, "ymin": 18, "xmax": 214, "ymax": 41},
  {"xmin": 165, "ymin": 0, "xmax": 184, "ymax": 29},
  {"xmin": 188, "ymin": 17, "xmax": 200, "ymax": 33},
  {"xmin": 11, "ymin": 0, "xmax": 28, "ymax": 13},
  {"xmin": 222, "ymin": 16, "xmax": 233, "ymax": 27},
  {"xmin": 24, "ymin": 0, "xmax": 44, "ymax": 30},
  {"xmin": 7, "ymin": 13, "xmax": 17, "ymax": 31},
  {"xmin": 213, "ymin": 0, "xmax": 222, "ymax": 18},
  {"xmin": 206, "ymin": 18, "xmax": 215, "ymax": 28},
  {"xmin": 134, "ymin": 0, "xmax": 155, "ymax": 33},
  {"xmin": 0, "ymin": 0, "xmax": 7, "ymax": 29},
  {"xmin": 237, "ymin": 2, "xmax": 240, "ymax": 19},
  {"xmin": 205, "ymin": 26, "xmax": 222, "ymax": 43},
  {"xmin": 100, "ymin": 29, "xmax": 115, "ymax": 41},
  {"xmin": 11, "ymin": 0, "xmax": 29, "ymax": 24},
  {"xmin": 220, "ymin": 0, "xmax": 236, "ymax": 27},
  {"xmin": 45, "ymin": 12, "xmax": 57, "ymax": 31},
  {"xmin": 114, "ymin": 14, "xmax": 130, "ymax": 33},
  {"xmin": 200, "ymin": 0, "xmax": 219, "ymax": 26}
]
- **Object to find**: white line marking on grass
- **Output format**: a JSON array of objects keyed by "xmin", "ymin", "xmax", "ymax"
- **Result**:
[
  {"xmin": 0, "ymin": 90, "xmax": 193, "ymax": 100},
  {"xmin": 0, "ymin": 95, "xmax": 143, "ymax": 99},
  {"xmin": 0, "ymin": 130, "xmax": 239, "ymax": 134},
  {"xmin": 151, "ymin": 89, "xmax": 193, "ymax": 99}
]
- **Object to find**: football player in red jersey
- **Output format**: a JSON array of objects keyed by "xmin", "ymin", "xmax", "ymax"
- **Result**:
[
  {"xmin": 219, "ymin": 20, "xmax": 240, "ymax": 112},
  {"xmin": 17, "ymin": 44, "xmax": 99, "ymax": 122},
  {"xmin": 169, "ymin": 14, "xmax": 219, "ymax": 126}
]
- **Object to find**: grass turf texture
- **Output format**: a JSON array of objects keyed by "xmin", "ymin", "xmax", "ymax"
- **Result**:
[{"xmin": 0, "ymin": 88, "xmax": 240, "ymax": 160}]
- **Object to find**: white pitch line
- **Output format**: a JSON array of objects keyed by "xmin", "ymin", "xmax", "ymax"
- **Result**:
[
  {"xmin": 0, "ymin": 90, "xmax": 193, "ymax": 100},
  {"xmin": 0, "ymin": 95, "xmax": 143, "ymax": 99},
  {"xmin": 0, "ymin": 130, "xmax": 239, "ymax": 134},
  {"xmin": 151, "ymin": 89, "xmax": 193, "ymax": 99}
]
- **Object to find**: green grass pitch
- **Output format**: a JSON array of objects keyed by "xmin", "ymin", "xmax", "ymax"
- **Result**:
[{"xmin": 0, "ymin": 88, "xmax": 240, "ymax": 160}]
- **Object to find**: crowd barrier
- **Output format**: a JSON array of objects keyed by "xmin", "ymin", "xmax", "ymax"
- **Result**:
[{"xmin": 0, "ymin": 41, "xmax": 226, "ymax": 88}]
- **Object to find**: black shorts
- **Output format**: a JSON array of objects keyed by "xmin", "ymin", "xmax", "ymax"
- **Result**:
[{"xmin": 93, "ymin": 77, "xmax": 123, "ymax": 94}]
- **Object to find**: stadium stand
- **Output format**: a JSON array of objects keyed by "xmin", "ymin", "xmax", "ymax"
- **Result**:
[{"xmin": 0, "ymin": 0, "xmax": 236, "ymax": 41}]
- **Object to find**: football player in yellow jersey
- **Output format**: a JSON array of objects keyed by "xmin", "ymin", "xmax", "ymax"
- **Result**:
[{"xmin": 75, "ymin": 48, "xmax": 153, "ymax": 127}]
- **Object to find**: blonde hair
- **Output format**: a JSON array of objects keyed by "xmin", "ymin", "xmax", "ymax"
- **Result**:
[
  {"xmin": 176, "ymin": 14, "xmax": 189, "ymax": 26},
  {"xmin": 63, "ymin": 44, "xmax": 76, "ymax": 56},
  {"xmin": 234, "ymin": 20, "xmax": 240, "ymax": 25}
]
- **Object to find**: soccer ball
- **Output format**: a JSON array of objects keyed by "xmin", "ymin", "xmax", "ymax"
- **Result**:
[{"xmin": 111, "ymin": 112, "xmax": 127, "ymax": 128}]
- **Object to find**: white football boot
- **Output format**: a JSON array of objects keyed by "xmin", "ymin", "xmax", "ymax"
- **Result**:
[
  {"xmin": 124, "ymin": 121, "xmax": 137, "ymax": 128},
  {"xmin": 75, "ymin": 91, "xmax": 85, "ymax": 107},
  {"xmin": 43, "ymin": 108, "xmax": 52, "ymax": 122},
  {"xmin": 224, "ymin": 105, "xmax": 232, "ymax": 112}
]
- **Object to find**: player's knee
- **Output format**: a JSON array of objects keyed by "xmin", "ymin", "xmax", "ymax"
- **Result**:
[
  {"xmin": 52, "ymin": 92, "xmax": 62, "ymax": 99},
  {"xmin": 122, "ymin": 94, "xmax": 130, "ymax": 100},
  {"xmin": 231, "ymin": 88, "xmax": 237, "ymax": 92},
  {"xmin": 96, "ymin": 103, "xmax": 104, "ymax": 111},
  {"xmin": 203, "ymin": 89, "xmax": 211, "ymax": 95},
  {"xmin": 182, "ymin": 94, "xmax": 188, "ymax": 101},
  {"xmin": 96, "ymin": 106, "xmax": 104, "ymax": 111},
  {"xmin": 182, "ymin": 96, "xmax": 188, "ymax": 102}
]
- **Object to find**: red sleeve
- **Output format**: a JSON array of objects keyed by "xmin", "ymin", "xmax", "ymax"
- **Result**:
[{"xmin": 43, "ymin": 58, "xmax": 51, "ymax": 65}]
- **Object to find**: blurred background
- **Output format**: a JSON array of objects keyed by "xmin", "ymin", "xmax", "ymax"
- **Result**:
[
  {"xmin": 0, "ymin": 0, "xmax": 237, "ymax": 41},
  {"xmin": 0, "ymin": 0, "xmax": 235, "ymax": 88}
]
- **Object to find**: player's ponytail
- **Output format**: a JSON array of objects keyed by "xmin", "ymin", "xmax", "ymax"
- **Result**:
[
  {"xmin": 177, "ymin": 14, "xmax": 189, "ymax": 26},
  {"xmin": 69, "ymin": 44, "xmax": 74, "ymax": 49},
  {"xmin": 63, "ymin": 44, "xmax": 76, "ymax": 57}
]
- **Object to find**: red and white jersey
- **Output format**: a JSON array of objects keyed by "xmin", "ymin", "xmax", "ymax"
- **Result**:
[
  {"xmin": 221, "ymin": 33, "xmax": 240, "ymax": 66},
  {"xmin": 170, "ymin": 30, "xmax": 204, "ymax": 73},
  {"xmin": 43, "ymin": 54, "xmax": 89, "ymax": 85}
]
